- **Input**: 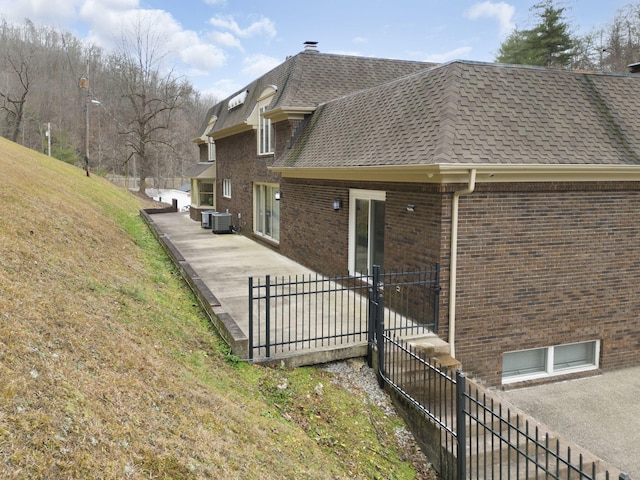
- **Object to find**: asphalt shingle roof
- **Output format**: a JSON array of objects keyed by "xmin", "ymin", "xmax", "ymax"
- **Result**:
[
  {"xmin": 195, "ymin": 50, "xmax": 435, "ymax": 138},
  {"xmin": 275, "ymin": 61, "xmax": 640, "ymax": 169}
]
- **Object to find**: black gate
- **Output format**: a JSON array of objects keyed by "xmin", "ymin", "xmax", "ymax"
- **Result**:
[{"xmin": 248, "ymin": 265, "xmax": 440, "ymax": 361}]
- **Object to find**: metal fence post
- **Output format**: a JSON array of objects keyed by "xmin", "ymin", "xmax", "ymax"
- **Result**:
[
  {"xmin": 367, "ymin": 285, "xmax": 375, "ymax": 368},
  {"xmin": 433, "ymin": 263, "xmax": 441, "ymax": 332},
  {"xmin": 456, "ymin": 370, "xmax": 467, "ymax": 480},
  {"xmin": 372, "ymin": 266, "xmax": 386, "ymax": 388},
  {"xmin": 248, "ymin": 277, "xmax": 254, "ymax": 361},
  {"xmin": 265, "ymin": 275, "xmax": 271, "ymax": 359}
]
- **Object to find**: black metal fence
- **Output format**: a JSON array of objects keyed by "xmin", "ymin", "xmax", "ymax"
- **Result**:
[
  {"xmin": 378, "ymin": 334, "xmax": 626, "ymax": 480},
  {"xmin": 248, "ymin": 265, "xmax": 440, "ymax": 360}
]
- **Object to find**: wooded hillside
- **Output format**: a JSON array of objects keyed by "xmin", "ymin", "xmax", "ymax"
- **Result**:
[{"xmin": 0, "ymin": 19, "xmax": 213, "ymax": 191}]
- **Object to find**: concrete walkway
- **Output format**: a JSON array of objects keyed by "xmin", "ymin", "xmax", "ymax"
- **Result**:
[
  {"xmin": 149, "ymin": 210, "xmax": 315, "ymax": 331},
  {"xmin": 143, "ymin": 210, "xmax": 375, "ymax": 365},
  {"xmin": 498, "ymin": 367, "xmax": 640, "ymax": 479}
]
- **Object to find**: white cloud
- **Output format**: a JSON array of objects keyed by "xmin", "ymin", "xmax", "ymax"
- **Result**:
[
  {"xmin": 465, "ymin": 1, "xmax": 516, "ymax": 37},
  {"xmin": 353, "ymin": 36, "xmax": 368, "ymax": 44},
  {"xmin": 209, "ymin": 15, "xmax": 276, "ymax": 39},
  {"xmin": 209, "ymin": 31, "xmax": 243, "ymax": 50},
  {"xmin": 200, "ymin": 78, "xmax": 238, "ymax": 101},
  {"xmin": 0, "ymin": 0, "xmax": 79, "ymax": 24},
  {"xmin": 424, "ymin": 46, "xmax": 473, "ymax": 63},
  {"xmin": 203, "ymin": 0, "xmax": 226, "ymax": 4},
  {"xmin": 169, "ymin": 33, "xmax": 227, "ymax": 76},
  {"xmin": 241, "ymin": 53, "xmax": 280, "ymax": 78},
  {"xmin": 75, "ymin": 2, "xmax": 228, "ymax": 87}
]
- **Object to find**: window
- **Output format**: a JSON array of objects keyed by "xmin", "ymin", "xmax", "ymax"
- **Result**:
[
  {"xmin": 258, "ymin": 106, "xmax": 274, "ymax": 155},
  {"xmin": 502, "ymin": 340, "xmax": 599, "ymax": 384},
  {"xmin": 223, "ymin": 179, "xmax": 231, "ymax": 198},
  {"xmin": 208, "ymin": 141, "xmax": 216, "ymax": 162},
  {"xmin": 254, "ymin": 183, "xmax": 280, "ymax": 242},
  {"xmin": 349, "ymin": 189, "xmax": 386, "ymax": 275},
  {"xmin": 197, "ymin": 181, "xmax": 214, "ymax": 207}
]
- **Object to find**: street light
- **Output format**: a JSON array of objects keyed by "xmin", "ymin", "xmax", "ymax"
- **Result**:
[{"xmin": 86, "ymin": 96, "xmax": 132, "ymax": 188}]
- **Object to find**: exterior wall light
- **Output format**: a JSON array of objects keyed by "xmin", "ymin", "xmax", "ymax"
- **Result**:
[
  {"xmin": 406, "ymin": 204, "xmax": 416, "ymax": 212},
  {"xmin": 333, "ymin": 199, "xmax": 343, "ymax": 210},
  {"xmin": 275, "ymin": 191, "xmax": 281, "ymax": 200}
]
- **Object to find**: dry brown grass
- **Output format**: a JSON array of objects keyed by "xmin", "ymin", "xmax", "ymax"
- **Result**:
[{"xmin": 0, "ymin": 138, "xmax": 434, "ymax": 479}]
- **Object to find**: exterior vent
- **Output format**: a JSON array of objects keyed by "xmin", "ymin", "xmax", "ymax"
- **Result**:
[
  {"xmin": 228, "ymin": 90, "xmax": 248, "ymax": 110},
  {"xmin": 212, "ymin": 212, "xmax": 233, "ymax": 234},
  {"xmin": 304, "ymin": 41, "xmax": 318, "ymax": 52}
]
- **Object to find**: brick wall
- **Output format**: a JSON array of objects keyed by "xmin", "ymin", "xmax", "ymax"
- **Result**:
[
  {"xmin": 451, "ymin": 183, "xmax": 640, "ymax": 386},
  {"xmin": 278, "ymin": 179, "xmax": 640, "ymax": 387},
  {"xmin": 279, "ymin": 179, "xmax": 445, "ymax": 275},
  {"xmin": 214, "ymin": 121, "xmax": 297, "ymax": 234}
]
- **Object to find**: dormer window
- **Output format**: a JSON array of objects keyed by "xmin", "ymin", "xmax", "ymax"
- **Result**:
[
  {"xmin": 259, "ymin": 106, "xmax": 274, "ymax": 154},
  {"xmin": 208, "ymin": 141, "xmax": 216, "ymax": 162},
  {"xmin": 228, "ymin": 90, "xmax": 248, "ymax": 110},
  {"xmin": 256, "ymin": 85, "xmax": 277, "ymax": 156}
]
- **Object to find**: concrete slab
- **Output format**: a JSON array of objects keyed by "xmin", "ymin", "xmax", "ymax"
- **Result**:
[
  {"xmin": 148, "ymin": 211, "xmax": 315, "ymax": 334},
  {"xmin": 498, "ymin": 367, "xmax": 640, "ymax": 478}
]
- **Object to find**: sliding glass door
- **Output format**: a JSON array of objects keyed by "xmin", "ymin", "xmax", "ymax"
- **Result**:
[{"xmin": 349, "ymin": 190, "xmax": 385, "ymax": 275}]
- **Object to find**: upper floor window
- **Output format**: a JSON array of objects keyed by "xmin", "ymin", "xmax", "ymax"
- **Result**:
[
  {"xmin": 259, "ymin": 106, "xmax": 274, "ymax": 155},
  {"xmin": 255, "ymin": 85, "xmax": 277, "ymax": 155},
  {"xmin": 208, "ymin": 141, "xmax": 216, "ymax": 162}
]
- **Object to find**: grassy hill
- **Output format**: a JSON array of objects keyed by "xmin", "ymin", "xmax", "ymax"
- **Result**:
[{"xmin": 0, "ymin": 138, "xmax": 434, "ymax": 479}]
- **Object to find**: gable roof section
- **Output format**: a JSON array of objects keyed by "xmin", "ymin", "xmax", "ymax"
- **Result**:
[
  {"xmin": 199, "ymin": 50, "xmax": 435, "ymax": 140},
  {"xmin": 272, "ymin": 61, "xmax": 640, "ymax": 183}
]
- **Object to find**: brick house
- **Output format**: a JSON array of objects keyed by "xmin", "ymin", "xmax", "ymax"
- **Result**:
[{"xmin": 191, "ymin": 45, "xmax": 640, "ymax": 387}]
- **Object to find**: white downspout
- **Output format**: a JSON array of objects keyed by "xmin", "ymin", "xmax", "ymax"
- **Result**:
[{"xmin": 449, "ymin": 168, "xmax": 476, "ymax": 358}]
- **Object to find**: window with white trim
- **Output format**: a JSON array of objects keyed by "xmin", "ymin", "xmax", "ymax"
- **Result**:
[
  {"xmin": 197, "ymin": 181, "xmax": 214, "ymax": 207},
  {"xmin": 254, "ymin": 85, "xmax": 277, "ymax": 155},
  {"xmin": 348, "ymin": 189, "xmax": 386, "ymax": 275},
  {"xmin": 258, "ymin": 106, "xmax": 273, "ymax": 155},
  {"xmin": 502, "ymin": 340, "xmax": 599, "ymax": 384},
  {"xmin": 208, "ymin": 141, "xmax": 216, "ymax": 162},
  {"xmin": 223, "ymin": 179, "xmax": 231, "ymax": 198}
]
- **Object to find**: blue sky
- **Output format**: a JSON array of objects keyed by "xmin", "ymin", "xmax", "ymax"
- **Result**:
[{"xmin": 0, "ymin": 0, "xmax": 630, "ymax": 100}]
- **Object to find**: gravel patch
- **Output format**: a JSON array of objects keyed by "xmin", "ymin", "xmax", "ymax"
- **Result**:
[{"xmin": 320, "ymin": 358, "xmax": 439, "ymax": 480}]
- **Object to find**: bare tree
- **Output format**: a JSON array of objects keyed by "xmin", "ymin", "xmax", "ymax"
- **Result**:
[
  {"xmin": 0, "ymin": 20, "xmax": 38, "ymax": 142},
  {"xmin": 602, "ymin": 4, "xmax": 640, "ymax": 72},
  {"xmin": 0, "ymin": 16, "xmax": 214, "ymax": 184},
  {"xmin": 573, "ymin": 3, "xmax": 640, "ymax": 73},
  {"xmin": 111, "ymin": 15, "xmax": 191, "ymax": 193}
]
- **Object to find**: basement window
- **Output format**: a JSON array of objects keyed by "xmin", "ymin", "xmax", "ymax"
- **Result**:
[{"xmin": 502, "ymin": 340, "xmax": 599, "ymax": 385}]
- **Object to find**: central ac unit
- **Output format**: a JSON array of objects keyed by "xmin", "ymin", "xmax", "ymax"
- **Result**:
[{"xmin": 212, "ymin": 212, "xmax": 233, "ymax": 234}]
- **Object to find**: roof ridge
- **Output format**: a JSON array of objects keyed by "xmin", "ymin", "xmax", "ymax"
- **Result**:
[
  {"xmin": 434, "ymin": 63, "xmax": 463, "ymax": 163},
  {"xmin": 580, "ymin": 74, "xmax": 640, "ymax": 165}
]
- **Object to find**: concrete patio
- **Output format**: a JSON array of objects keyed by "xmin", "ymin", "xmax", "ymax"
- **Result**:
[{"xmin": 142, "ymin": 210, "xmax": 428, "ymax": 365}]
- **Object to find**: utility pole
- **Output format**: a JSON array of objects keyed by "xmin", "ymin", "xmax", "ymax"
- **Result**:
[
  {"xmin": 46, "ymin": 122, "xmax": 51, "ymax": 156},
  {"xmin": 79, "ymin": 60, "xmax": 90, "ymax": 176}
]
